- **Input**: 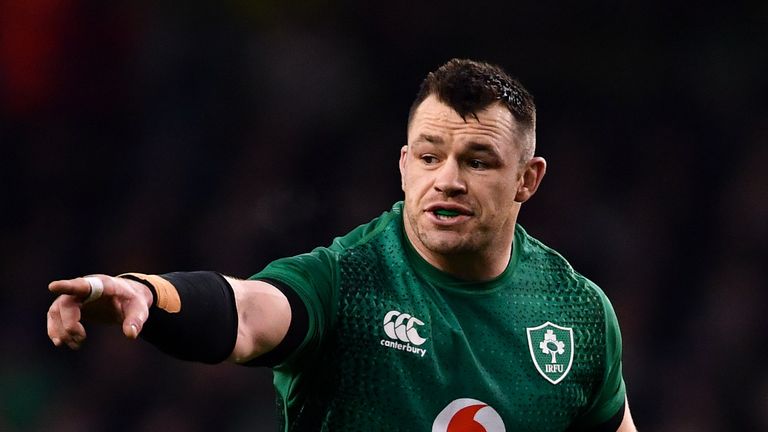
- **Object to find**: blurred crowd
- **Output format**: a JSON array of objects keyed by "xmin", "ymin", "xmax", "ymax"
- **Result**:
[{"xmin": 1, "ymin": 1, "xmax": 766, "ymax": 431}]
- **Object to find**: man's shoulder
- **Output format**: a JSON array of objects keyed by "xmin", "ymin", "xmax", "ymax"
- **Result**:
[
  {"xmin": 515, "ymin": 224, "xmax": 604, "ymax": 295},
  {"xmin": 515, "ymin": 224, "xmax": 575, "ymax": 271},
  {"xmin": 250, "ymin": 203, "xmax": 403, "ymax": 282},
  {"xmin": 328, "ymin": 202, "xmax": 404, "ymax": 253}
]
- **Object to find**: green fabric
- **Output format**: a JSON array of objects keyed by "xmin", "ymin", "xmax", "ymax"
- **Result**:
[{"xmin": 251, "ymin": 202, "xmax": 626, "ymax": 431}]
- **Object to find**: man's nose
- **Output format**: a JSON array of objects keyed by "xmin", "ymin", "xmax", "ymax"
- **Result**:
[{"xmin": 434, "ymin": 159, "xmax": 467, "ymax": 196}]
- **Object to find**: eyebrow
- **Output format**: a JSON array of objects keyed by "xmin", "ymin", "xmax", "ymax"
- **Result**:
[
  {"xmin": 466, "ymin": 142, "xmax": 500, "ymax": 156},
  {"xmin": 414, "ymin": 134, "xmax": 444, "ymax": 145},
  {"xmin": 412, "ymin": 134, "xmax": 502, "ymax": 157}
]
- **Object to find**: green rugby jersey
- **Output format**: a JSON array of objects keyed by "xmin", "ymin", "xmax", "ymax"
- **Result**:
[{"xmin": 250, "ymin": 202, "xmax": 626, "ymax": 431}]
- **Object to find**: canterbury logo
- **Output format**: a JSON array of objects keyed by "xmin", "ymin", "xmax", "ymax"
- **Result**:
[
  {"xmin": 383, "ymin": 310, "xmax": 427, "ymax": 345},
  {"xmin": 380, "ymin": 310, "xmax": 428, "ymax": 358}
]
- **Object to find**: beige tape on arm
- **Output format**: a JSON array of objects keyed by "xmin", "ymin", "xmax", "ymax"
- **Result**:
[{"xmin": 119, "ymin": 272, "xmax": 182, "ymax": 313}]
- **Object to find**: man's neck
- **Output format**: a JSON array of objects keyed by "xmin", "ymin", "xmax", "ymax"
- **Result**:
[
  {"xmin": 422, "ymin": 248, "xmax": 513, "ymax": 281},
  {"xmin": 405, "ymin": 229, "xmax": 515, "ymax": 281}
]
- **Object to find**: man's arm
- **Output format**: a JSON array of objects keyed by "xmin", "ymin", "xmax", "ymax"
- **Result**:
[
  {"xmin": 616, "ymin": 396, "xmax": 637, "ymax": 432},
  {"xmin": 226, "ymin": 278, "xmax": 292, "ymax": 363},
  {"xmin": 584, "ymin": 395, "xmax": 636, "ymax": 432},
  {"xmin": 47, "ymin": 274, "xmax": 293, "ymax": 364}
]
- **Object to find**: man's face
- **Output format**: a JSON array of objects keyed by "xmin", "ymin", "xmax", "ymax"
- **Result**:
[{"xmin": 400, "ymin": 95, "xmax": 532, "ymax": 264}]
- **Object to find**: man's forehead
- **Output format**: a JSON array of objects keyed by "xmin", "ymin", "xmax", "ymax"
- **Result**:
[{"xmin": 408, "ymin": 95, "xmax": 517, "ymax": 139}]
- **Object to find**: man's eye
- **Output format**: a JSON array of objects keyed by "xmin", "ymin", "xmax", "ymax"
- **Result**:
[
  {"xmin": 421, "ymin": 155, "xmax": 438, "ymax": 164},
  {"xmin": 468, "ymin": 159, "xmax": 487, "ymax": 169}
]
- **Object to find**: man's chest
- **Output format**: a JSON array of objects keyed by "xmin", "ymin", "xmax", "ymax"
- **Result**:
[{"xmin": 320, "ymin": 274, "xmax": 604, "ymax": 431}]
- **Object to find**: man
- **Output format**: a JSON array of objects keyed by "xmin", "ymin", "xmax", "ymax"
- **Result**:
[{"xmin": 48, "ymin": 59, "xmax": 636, "ymax": 431}]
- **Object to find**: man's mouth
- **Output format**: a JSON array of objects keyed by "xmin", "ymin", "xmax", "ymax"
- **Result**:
[
  {"xmin": 433, "ymin": 209, "xmax": 462, "ymax": 220},
  {"xmin": 426, "ymin": 204, "xmax": 472, "ymax": 222}
]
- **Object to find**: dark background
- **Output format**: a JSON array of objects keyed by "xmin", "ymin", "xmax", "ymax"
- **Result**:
[{"xmin": 2, "ymin": 1, "xmax": 767, "ymax": 430}]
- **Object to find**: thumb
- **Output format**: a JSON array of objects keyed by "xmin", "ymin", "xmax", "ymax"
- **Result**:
[{"xmin": 121, "ymin": 300, "xmax": 149, "ymax": 340}]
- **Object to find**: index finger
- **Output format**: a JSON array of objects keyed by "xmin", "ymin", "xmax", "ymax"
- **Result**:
[{"xmin": 48, "ymin": 277, "xmax": 94, "ymax": 297}]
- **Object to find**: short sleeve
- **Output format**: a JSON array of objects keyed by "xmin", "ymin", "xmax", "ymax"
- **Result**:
[
  {"xmin": 573, "ymin": 290, "xmax": 627, "ymax": 428},
  {"xmin": 249, "ymin": 246, "xmax": 338, "ymax": 368}
]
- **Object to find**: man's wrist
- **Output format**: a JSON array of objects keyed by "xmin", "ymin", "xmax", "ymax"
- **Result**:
[
  {"xmin": 118, "ymin": 273, "xmax": 180, "ymax": 313},
  {"xmin": 115, "ymin": 271, "xmax": 238, "ymax": 364},
  {"xmin": 119, "ymin": 276, "xmax": 155, "ymax": 310}
]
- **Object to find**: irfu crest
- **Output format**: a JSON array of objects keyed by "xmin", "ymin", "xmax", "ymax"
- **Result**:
[{"xmin": 526, "ymin": 322, "xmax": 574, "ymax": 385}]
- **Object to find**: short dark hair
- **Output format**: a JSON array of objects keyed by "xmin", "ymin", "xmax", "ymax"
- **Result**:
[{"xmin": 407, "ymin": 59, "xmax": 536, "ymax": 155}]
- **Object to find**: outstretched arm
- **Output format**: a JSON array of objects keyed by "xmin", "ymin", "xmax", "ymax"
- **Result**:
[
  {"xmin": 47, "ymin": 274, "xmax": 293, "ymax": 363},
  {"xmin": 226, "ymin": 278, "xmax": 292, "ymax": 363}
]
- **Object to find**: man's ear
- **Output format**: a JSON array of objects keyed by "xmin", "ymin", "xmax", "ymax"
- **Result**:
[
  {"xmin": 399, "ymin": 145, "xmax": 409, "ymax": 191},
  {"xmin": 514, "ymin": 157, "xmax": 547, "ymax": 203}
]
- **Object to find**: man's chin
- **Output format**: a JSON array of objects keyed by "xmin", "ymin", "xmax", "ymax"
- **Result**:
[
  {"xmin": 421, "ymin": 234, "xmax": 473, "ymax": 256},
  {"xmin": 406, "ymin": 218, "xmax": 475, "ymax": 256}
]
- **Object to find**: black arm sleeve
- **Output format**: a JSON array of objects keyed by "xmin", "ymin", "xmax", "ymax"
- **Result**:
[
  {"xmin": 241, "ymin": 278, "xmax": 309, "ymax": 368},
  {"xmin": 124, "ymin": 271, "xmax": 238, "ymax": 364}
]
